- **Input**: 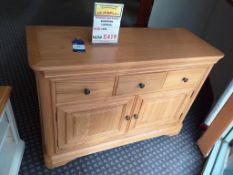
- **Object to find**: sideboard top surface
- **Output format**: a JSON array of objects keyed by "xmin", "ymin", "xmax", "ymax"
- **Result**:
[
  {"xmin": 0, "ymin": 86, "xmax": 11, "ymax": 114},
  {"xmin": 26, "ymin": 26, "xmax": 224, "ymax": 71}
]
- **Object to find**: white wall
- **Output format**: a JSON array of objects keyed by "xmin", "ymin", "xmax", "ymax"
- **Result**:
[
  {"xmin": 148, "ymin": 0, "xmax": 233, "ymax": 102},
  {"xmin": 203, "ymin": 0, "xmax": 233, "ymax": 101},
  {"xmin": 148, "ymin": 0, "xmax": 217, "ymax": 35}
]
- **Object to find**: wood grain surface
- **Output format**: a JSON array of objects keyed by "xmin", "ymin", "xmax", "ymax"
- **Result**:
[
  {"xmin": 26, "ymin": 26, "xmax": 224, "ymax": 168},
  {"xmin": 0, "ymin": 86, "xmax": 11, "ymax": 114},
  {"xmin": 26, "ymin": 26, "xmax": 224, "ymax": 71}
]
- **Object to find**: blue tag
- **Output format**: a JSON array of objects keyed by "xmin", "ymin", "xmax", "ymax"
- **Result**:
[{"xmin": 72, "ymin": 39, "xmax": 85, "ymax": 53}]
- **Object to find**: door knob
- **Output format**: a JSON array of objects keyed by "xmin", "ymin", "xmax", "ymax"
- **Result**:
[
  {"xmin": 182, "ymin": 77, "xmax": 189, "ymax": 82},
  {"xmin": 125, "ymin": 115, "xmax": 131, "ymax": 120},
  {"xmin": 133, "ymin": 114, "xmax": 138, "ymax": 119},
  {"xmin": 138, "ymin": 83, "xmax": 145, "ymax": 89},
  {"xmin": 84, "ymin": 88, "xmax": 91, "ymax": 95}
]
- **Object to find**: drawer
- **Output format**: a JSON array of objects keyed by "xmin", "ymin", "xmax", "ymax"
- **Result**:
[
  {"xmin": 55, "ymin": 76, "xmax": 115, "ymax": 104},
  {"xmin": 163, "ymin": 68, "xmax": 207, "ymax": 89},
  {"xmin": 115, "ymin": 72, "xmax": 167, "ymax": 96}
]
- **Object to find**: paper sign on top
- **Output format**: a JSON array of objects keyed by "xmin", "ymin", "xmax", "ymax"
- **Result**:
[{"xmin": 92, "ymin": 2, "xmax": 124, "ymax": 44}]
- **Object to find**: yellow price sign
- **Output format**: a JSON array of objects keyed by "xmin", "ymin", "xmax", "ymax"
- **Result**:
[
  {"xmin": 92, "ymin": 2, "xmax": 124, "ymax": 43},
  {"xmin": 95, "ymin": 3, "xmax": 123, "ymax": 17}
]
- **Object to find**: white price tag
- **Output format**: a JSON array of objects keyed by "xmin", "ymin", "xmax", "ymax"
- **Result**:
[{"xmin": 92, "ymin": 2, "xmax": 124, "ymax": 44}]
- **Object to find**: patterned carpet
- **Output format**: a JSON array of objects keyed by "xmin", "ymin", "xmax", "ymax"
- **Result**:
[{"xmin": 0, "ymin": 1, "xmax": 205, "ymax": 175}]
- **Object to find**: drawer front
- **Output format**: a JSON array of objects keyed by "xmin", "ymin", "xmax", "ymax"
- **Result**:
[
  {"xmin": 55, "ymin": 76, "xmax": 115, "ymax": 104},
  {"xmin": 115, "ymin": 72, "xmax": 167, "ymax": 96},
  {"xmin": 163, "ymin": 68, "xmax": 207, "ymax": 89}
]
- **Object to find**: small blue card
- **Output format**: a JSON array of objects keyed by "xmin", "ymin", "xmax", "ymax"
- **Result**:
[{"xmin": 72, "ymin": 39, "xmax": 86, "ymax": 53}]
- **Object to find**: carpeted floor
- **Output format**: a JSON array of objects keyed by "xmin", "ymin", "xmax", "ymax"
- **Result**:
[{"xmin": 0, "ymin": 1, "xmax": 206, "ymax": 174}]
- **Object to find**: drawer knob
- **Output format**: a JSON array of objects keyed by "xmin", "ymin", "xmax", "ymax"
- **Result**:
[
  {"xmin": 138, "ymin": 83, "xmax": 145, "ymax": 89},
  {"xmin": 182, "ymin": 77, "xmax": 189, "ymax": 82},
  {"xmin": 125, "ymin": 115, "xmax": 131, "ymax": 121},
  {"xmin": 133, "ymin": 114, "xmax": 139, "ymax": 119},
  {"xmin": 84, "ymin": 88, "xmax": 91, "ymax": 95}
]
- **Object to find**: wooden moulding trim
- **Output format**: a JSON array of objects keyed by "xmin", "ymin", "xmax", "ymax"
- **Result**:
[
  {"xmin": 41, "ymin": 60, "xmax": 217, "ymax": 79},
  {"xmin": 37, "ymin": 74, "xmax": 56, "ymax": 156},
  {"xmin": 31, "ymin": 56, "xmax": 221, "ymax": 73},
  {"xmin": 48, "ymin": 123, "xmax": 182, "ymax": 168},
  {"xmin": 0, "ymin": 86, "xmax": 11, "ymax": 114},
  {"xmin": 26, "ymin": 26, "xmax": 41, "ymax": 68}
]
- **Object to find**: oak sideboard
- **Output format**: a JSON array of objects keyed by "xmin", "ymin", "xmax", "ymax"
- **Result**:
[{"xmin": 26, "ymin": 26, "xmax": 224, "ymax": 168}]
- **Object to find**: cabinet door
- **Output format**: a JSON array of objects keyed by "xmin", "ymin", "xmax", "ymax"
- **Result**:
[
  {"xmin": 129, "ymin": 89, "xmax": 193, "ymax": 134},
  {"xmin": 56, "ymin": 97, "xmax": 134, "ymax": 150}
]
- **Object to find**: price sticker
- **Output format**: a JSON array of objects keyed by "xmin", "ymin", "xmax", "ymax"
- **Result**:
[{"xmin": 92, "ymin": 2, "xmax": 124, "ymax": 44}]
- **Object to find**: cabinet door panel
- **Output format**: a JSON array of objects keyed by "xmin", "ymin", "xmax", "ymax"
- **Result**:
[
  {"xmin": 56, "ymin": 97, "xmax": 134, "ymax": 150},
  {"xmin": 130, "ymin": 89, "xmax": 192, "ymax": 133}
]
